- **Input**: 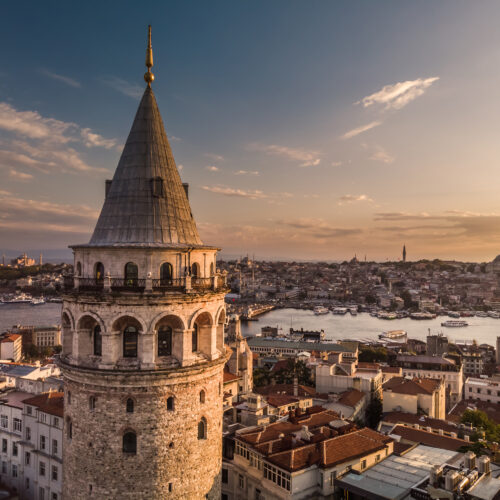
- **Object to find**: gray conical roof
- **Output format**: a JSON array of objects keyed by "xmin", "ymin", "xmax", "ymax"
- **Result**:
[{"xmin": 89, "ymin": 86, "xmax": 203, "ymax": 247}]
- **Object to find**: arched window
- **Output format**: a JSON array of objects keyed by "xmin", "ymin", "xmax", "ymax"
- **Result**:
[
  {"xmin": 191, "ymin": 263, "xmax": 200, "ymax": 277},
  {"xmin": 123, "ymin": 326, "xmax": 138, "ymax": 358},
  {"xmin": 198, "ymin": 417, "xmax": 207, "ymax": 440},
  {"xmin": 124, "ymin": 262, "xmax": 138, "ymax": 287},
  {"xmin": 192, "ymin": 324, "xmax": 198, "ymax": 352},
  {"xmin": 95, "ymin": 262, "xmax": 104, "ymax": 281},
  {"xmin": 76, "ymin": 262, "xmax": 82, "ymax": 277},
  {"xmin": 160, "ymin": 262, "xmax": 173, "ymax": 285},
  {"xmin": 66, "ymin": 418, "xmax": 72, "ymax": 440},
  {"xmin": 89, "ymin": 396, "xmax": 96, "ymax": 411},
  {"xmin": 93, "ymin": 325, "xmax": 102, "ymax": 356},
  {"xmin": 122, "ymin": 432, "xmax": 136, "ymax": 454},
  {"xmin": 200, "ymin": 390, "xmax": 205, "ymax": 404},
  {"xmin": 167, "ymin": 396, "xmax": 175, "ymax": 411},
  {"xmin": 210, "ymin": 262, "xmax": 214, "ymax": 276},
  {"xmin": 158, "ymin": 326, "xmax": 172, "ymax": 357},
  {"xmin": 126, "ymin": 398, "xmax": 134, "ymax": 413}
]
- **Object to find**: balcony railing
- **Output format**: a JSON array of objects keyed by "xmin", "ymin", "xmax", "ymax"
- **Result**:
[
  {"xmin": 152, "ymin": 278, "xmax": 185, "ymax": 291},
  {"xmin": 110, "ymin": 278, "xmax": 146, "ymax": 292},
  {"xmin": 79, "ymin": 277, "xmax": 104, "ymax": 291},
  {"xmin": 192, "ymin": 277, "xmax": 212, "ymax": 290}
]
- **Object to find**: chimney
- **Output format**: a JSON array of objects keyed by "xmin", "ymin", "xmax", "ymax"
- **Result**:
[
  {"xmin": 464, "ymin": 451, "xmax": 476, "ymax": 469},
  {"xmin": 293, "ymin": 377, "xmax": 298, "ymax": 397},
  {"xmin": 105, "ymin": 179, "xmax": 112, "ymax": 198},
  {"xmin": 478, "ymin": 456, "xmax": 491, "ymax": 475},
  {"xmin": 183, "ymin": 183, "xmax": 189, "ymax": 200}
]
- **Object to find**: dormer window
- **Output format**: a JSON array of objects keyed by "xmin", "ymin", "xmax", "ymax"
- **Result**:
[{"xmin": 150, "ymin": 177, "xmax": 164, "ymax": 197}]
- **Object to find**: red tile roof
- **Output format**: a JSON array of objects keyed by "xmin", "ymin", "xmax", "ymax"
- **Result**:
[
  {"xmin": 22, "ymin": 392, "xmax": 64, "ymax": 418},
  {"xmin": 255, "ymin": 384, "xmax": 317, "ymax": 397},
  {"xmin": 382, "ymin": 412, "xmax": 457, "ymax": 433},
  {"xmin": 223, "ymin": 372, "xmax": 240, "ymax": 383},
  {"xmin": 390, "ymin": 425, "xmax": 467, "ymax": 451},
  {"xmin": 1, "ymin": 334, "xmax": 21, "ymax": 343},
  {"xmin": 383, "ymin": 377, "xmax": 441, "ymax": 395},
  {"xmin": 447, "ymin": 399, "xmax": 500, "ymax": 425},
  {"xmin": 338, "ymin": 389, "xmax": 365, "ymax": 408}
]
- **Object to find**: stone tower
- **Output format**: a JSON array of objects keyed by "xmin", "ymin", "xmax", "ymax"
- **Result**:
[{"xmin": 59, "ymin": 27, "xmax": 228, "ymax": 500}]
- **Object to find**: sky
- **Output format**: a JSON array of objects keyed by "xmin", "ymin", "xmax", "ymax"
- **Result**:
[{"xmin": 2, "ymin": 1, "xmax": 500, "ymax": 262}]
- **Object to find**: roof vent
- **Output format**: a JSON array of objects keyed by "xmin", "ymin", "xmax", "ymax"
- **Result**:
[
  {"xmin": 478, "ymin": 456, "xmax": 490, "ymax": 475},
  {"xmin": 465, "ymin": 451, "xmax": 476, "ymax": 470}
]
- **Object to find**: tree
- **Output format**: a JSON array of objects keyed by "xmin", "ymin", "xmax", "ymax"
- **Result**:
[{"xmin": 365, "ymin": 395, "xmax": 383, "ymax": 429}]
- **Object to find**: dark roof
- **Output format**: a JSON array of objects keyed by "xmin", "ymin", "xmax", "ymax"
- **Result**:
[
  {"xmin": 22, "ymin": 392, "xmax": 64, "ymax": 418},
  {"xmin": 390, "ymin": 425, "xmax": 467, "ymax": 451},
  {"xmin": 255, "ymin": 384, "xmax": 317, "ymax": 398},
  {"xmin": 88, "ymin": 86, "xmax": 202, "ymax": 247},
  {"xmin": 383, "ymin": 377, "xmax": 441, "ymax": 395}
]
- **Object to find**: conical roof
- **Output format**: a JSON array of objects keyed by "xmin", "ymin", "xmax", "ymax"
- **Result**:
[{"xmin": 89, "ymin": 86, "xmax": 203, "ymax": 247}]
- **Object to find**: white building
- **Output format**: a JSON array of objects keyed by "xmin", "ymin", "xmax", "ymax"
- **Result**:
[
  {"xmin": 0, "ymin": 334, "xmax": 22, "ymax": 362},
  {"xmin": 465, "ymin": 377, "xmax": 500, "ymax": 404}
]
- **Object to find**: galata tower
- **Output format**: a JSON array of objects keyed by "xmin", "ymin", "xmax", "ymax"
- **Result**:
[{"xmin": 59, "ymin": 26, "xmax": 228, "ymax": 499}]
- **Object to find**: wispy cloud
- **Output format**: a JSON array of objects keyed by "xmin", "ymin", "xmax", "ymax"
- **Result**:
[
  {"xmin": 341, "ymin": 121, "xmax": 381, "ymax": 140},
  {"xmin": 338, "ymin": 194, "xmax": 373, "ymax": 205},
  {"xmin": 101, "ymin": 76, "xmax": 143, "ymax": 99},
  {"xmin": 283, "ymin": 218, "xmax": 363, "ymax": 239},
  {"xmin": 331, "ymin": 161, "xmax": 342, "ymax": 167},
  {"xmin": 205, "ymin": 165, "xmax": 219, "ymax": 172},
  {"xmin": 369, "ymin": 146, "xmax": 394, "ymax": 164},
  {"xmin": 40, "ymin": 69, "xmax": 81, "ymax": 88},
  {"xmin": 201, "ymin": 185, "xmax": 267, "ymax": 199},
  {"xmin": 358, "ymin": 77, "xmax": 439, "ymax": 110},
  {"xmin": 8, "ymin": 169, "xmax": 33, "ymax": 181},
  {"xmin": 234, "ymin": 170, "xmax": 259, "ymax": 176},
  {"xmin": 205, "ymin": 153, "xmax": 224, "ymax": 162},
  {"xmin": 248, "ymin": 143, "xmax": 320, "ymax": 167},
  {"xmin": 80, "ymin": 128, "xmax": 116, "ymax": 149}
]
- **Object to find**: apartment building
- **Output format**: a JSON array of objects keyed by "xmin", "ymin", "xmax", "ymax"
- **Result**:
[
  {"xmin": 465, "ymin": 377, "xmax": 500, "ymax": 404},
  {"xmin": 0, "ymin": 334, "xmax": 22, "ymax": 362}
]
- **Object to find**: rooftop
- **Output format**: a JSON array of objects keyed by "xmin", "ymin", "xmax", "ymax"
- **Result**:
[
  {"xmin": 389, "ymin": 424, "xmax": 468, "ymax": 451},
  {"xmin": 247, "ymin": 337, "xmax": 355, "ymax": 353},
  {"xmin": 383, "ymin": 377, "xmax": 441, "ymax": 395},
  {"xmin": 22, "ymin": 391, "xmax": 64, "ymax": 418}
]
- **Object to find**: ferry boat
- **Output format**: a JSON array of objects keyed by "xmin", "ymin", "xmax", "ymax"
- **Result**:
[
  {"xmin": 4, "ymin": 293, "xmax": 33, "ymax": 304},
  {"xmin": 410, "ymin": 312, "xmax": 435, "ymax": 320},
  {"xmin": 349, "ymin": 307, "xmax": 358, "ymax": 316},
  {"xmin": 31, "ymin": 297, "xmax": 46, "ymax": 306},
  {"xmin": 332, "ymin": 307, "xmax": 348, "ymax": 315},
  {"xmin": 379, "ymin": 329, "xmax": 407, "ymax": 341},
  {"xmin": 441, "ymin": 320, "xmax": 468, "ymax": 328},
  {"xmin": 377, "ymin": 311, "xmax": 397, "ymax": 320},
  {"xmin": 488, "ymin": 311, "xmax": 500, "ymax": 319},
  {"xmin": 313, "ymin": 306, "xmax": 330, "ymax": 315},
  {"xmin": 448, "ymin": 311, "xmax": 460, "ymax": 319},
  {"xmin": 476, "ymin": 311, "xmax": 488, "ymax": 318}
]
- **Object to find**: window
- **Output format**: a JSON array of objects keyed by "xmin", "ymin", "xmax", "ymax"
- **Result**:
[
  {"xmin": 122, "ymin": 432, "xmax": 136, "ymax": 454},
  {"xmin": 27, "ymin": 406, "xmax": 32, "ymax": 415},
  {"xmin": 200, "ymin": 390, "xmax": 205, "ymax": 404},
  {"xmin": 151, "ymin": 176, "xmax": 165, "ymax": 197},
  {"xmin": 40, "ymin": 413, "xmax": 47, "ymax": 423},
  {"xmin": 13, "ymin": 418, "xmax": 21, "ymax": 433},
  {"xmin": 67, "ymin": 391, "xmax": 71, "ymax": 405},
  {"xmin": 469, "ymin": 387, "xmax": 472, "ymax": 392},
  {"xmin": 89, "ymin": 396, "xmax": 96, "ymax": 411},
  {"xmin": 255, "ymin": 489, "xmax": 262, "ymax": 500},
  {"xmin": 67, "ymin": 418, "xmax": 72, "ymax": 440},
  {"xmin": 238, "ymin": 474, "xmax": 244, "ymax": 489},
  {"xmin": 93, "ymin": 325, "xmax": 102, "ymax": 356},
  {"xmin": 52, "ymin": 494, "xmax": 58, "ymax": 500},
  {"xmin": 51, "ymin": 465, "xmax": 58, "ymax": 481},
  {"xmin": 1, "ymin": 462, "xmax": 5, "ymax": 474},
  {"xmin": 330, "ymin": 471, "xmax": 336, "ymax": 486},
  {"xmin": 12, "ymin": 464, "xmax": 17, "ymax": 478},
  {"xmin": 123, "ymin": 326, "xmax": 138, "ymax": 358},
  {"xmin": 1, "ymin": 439, "xmax": 6, "ymax": 453},
  {"xmin": 39, "ymin": 487, "xmax": 45, "ymax": 500},
  {"xmin": 158, "ymin": 326, "xmax": 172, "ymax": 357},
  {"xmin": 95, "ymin": 262, "xmax": 104, "ymax": 281},
  {"xmin": 167, "ymin": 397, "xmax": 174, "ymax": 411},
  {"xmin": 126, "ymin": 398, "xmax": 134, "ymax": 413},
  {"xmin": 13, "ymin": 442, "xmax": 18, "ymax": 456},
  {"xmin": 191, "ymin": 262, "xmax": 200, "ymax": 277},
  {"xmin": 210, "ymin": 262, "xmax": 214, "ymax": 276},
  {"xmin": 53, "ymin": 417, "xmax": 59, "ymax": 428},
  {"xmin": 192, "ymin": 324, "xmax": 198, "ymax": 352},
  {"xmin": 26, "ymin": 427, "xmax": 31, "ymax": 441},
  {"xmin": 76, "ymin": 262, "xmax": 82, "ymax": 276},
  {"xmin": 25, "ymin": 451, "xmax": 30, "ymax": 465},
  {"xmin": 1, "ymin": 415, "xmax": 8, "ymax": 428},
  {"xmin": 376, "ymin": 454, "xmax": 381, "ymax": 462},
  {"xmin": 40, "ymin": 435, "xmax": 46, "ymax": 450},
  {"xmin": 361, "ymin": 459, "xmax": 367, "ymax": 470},
  {"xmin": 222, "ymin": 468, "xmax": 228, "ymax": 484},
  {"xmin": 52, "ymin": 439, "xmax": 58, "ymax": 455},
  {"xmin": 25, "ymin": 477, "xmax": 29, "ymax": 489},
  {"xmin": 198, "ymin": 417, "xmax": 207, "ymax": 440},
  {"xmin": 39, "ymin": 461, "xmax": 46, "ymax": 476},
  {"xmin": 263, "ymin": 463, "xmax": 291, "ymax": 491},
  {"xmin": 160, "ymin": 262, "xmax": 173, "ymax": 284},
  {"xmin": 124, "ymin": 262, "xmax": 138, "ymax": 286}
]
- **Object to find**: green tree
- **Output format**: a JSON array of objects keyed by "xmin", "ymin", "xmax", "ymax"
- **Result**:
[{"xmin": 366, "ymin": 395, "xmax": 383, "ymax": 429}]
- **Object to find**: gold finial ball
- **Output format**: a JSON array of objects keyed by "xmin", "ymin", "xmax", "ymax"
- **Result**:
[{"xmin": 144, "ymin": 71, "xmax": 155, "ymax": 84}]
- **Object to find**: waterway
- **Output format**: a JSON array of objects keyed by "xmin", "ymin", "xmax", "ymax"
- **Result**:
[
  {"xmin": 240, "ymin": 308, "xmax": 500, "ymax": 346},
  {"xmin": 0, "ymin": 303, "xmax": 61, "ymax": 331}
]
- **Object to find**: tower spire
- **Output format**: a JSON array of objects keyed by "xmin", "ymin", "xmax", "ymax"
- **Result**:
[{"xmin": 144, "ymin": 25, "xmax": 154, "ymax": 86}]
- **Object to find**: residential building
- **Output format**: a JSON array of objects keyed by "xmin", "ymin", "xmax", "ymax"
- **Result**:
[
  {"xmin": 427, "ymin": 333, "xmax": 448, "ymax": 356},
  {"xmin": 33, "ymin": 327, "xmax": 61, "ymax": 348},
  {"xmin": 465, "ymin": 377, "xmax": 500, "ymax": 404},
  {"xmin": 0, "ymin": 334, "xmax": 22, "ymax": 362},
  {"xmin": 382, "ymin": 377, "xmax": 446, "ymax": 419}
]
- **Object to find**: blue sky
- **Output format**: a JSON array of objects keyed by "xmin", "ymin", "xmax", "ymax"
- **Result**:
[{"xmin": 2, "ymin": 1, "xmax": 500, "ymax": 261}]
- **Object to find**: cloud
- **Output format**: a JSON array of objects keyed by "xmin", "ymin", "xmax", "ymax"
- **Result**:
[
  {"xmin": 177, "ymin": 164, "xmax": 184, "ymax": 170},
  {"xmin": 282, "ymin": 217, "xmax": 363, "ymax": 239},
  {"xmin": 201, "ymin": 185, "xmax": 267, "ymax": 199},
  {"xmin": 205, "ymin": 165, "xmax": 219, "ymax": 172},
  {"xmin": 101, "ymin": 77, "xmax": 143, "ymax": 99},
  {"xmin": 369, "ymin": 146, "xmax": 394, "ymax": 164},
  {"xmin": 358, "ymin": 77, "xmax": 439, "ymax": 110},
  {"xmin": 8, "ymin": 169, "xmax": 33, "ymax": 181},
  {"xmin": 205, "ymin": 153, "xmax": 224, "ymax": 162},
  {"xmin": 248, "ymin": 143, "xmax": 320, "ymax": 167},
  {"xmin": 234, "ymin": 170, "xmax": 259, "ymax": 176},
  {"xmin": 169, "ymin": 135, "xmax": 181, "ymax": 142},
  {"xmin": 331, "ymin": 161, "xmax": 342, "ymax": 167},
  {"xmin": 341, "ymin": 121, "xmax": 382, "ymax": 140},
  {"xmin": 40, "ymin": 69, "xmax": 81, "ymax": 88},
  {"xmin": 80, "ymin": 128, "xmax": 116, "ymax": 149},
  {"xmin": 338, "ymin": 194, "xmax": 373, "ymax": 205}
]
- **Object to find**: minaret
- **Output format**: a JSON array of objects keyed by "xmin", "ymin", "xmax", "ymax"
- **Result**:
[
  {"xmin": 39, "ymin": 252, "xmax": 43, "ymax": 266},
  {"xmin": 59, "ymin": 26, "xmax": 228, "ymax": 500},
  {"xmin": 402, "ymin": 244, "xmax": 407, "ymax": 262}
]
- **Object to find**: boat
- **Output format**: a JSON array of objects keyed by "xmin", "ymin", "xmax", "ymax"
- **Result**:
[
  {"xmin": 332, "ymin": 307, "xmax": 348, "ymax": 315},
  {"xmin": 4, "ymin": 293, "xmax": 33, "ymax": 304},
  {"xmin": 488, "ymin": 311, "xmax": 500, "ymax": 319},
  {"xmin": 448, "ymin": 311, "xmax": 460, "ymax": 318},
  {"xmin": 410, "ymin": 312, "xmax": 435, "ymax": 320},
  {"xmin": 377, "ymin": 311, "xmax": 397, "ymax": 320},
  {"xmin": 349, "ymin": 307, "xmax": 358, "ymax": 316},
  {"xmin": 379, "ymin": 330, "xmax": 407, "ymax": 340},
  {"xmin": 476, "ymin": 311, "xmax": 488, "ymax": 318},
  {"xmin": 31, "ymin": 297, "xmax": 45, "ymax": 306},
  {"xmin": 313, "ymin": 306, "xmax": 330, "ymax": 315},
  {"xmin": 441, "ymin": 320, "xmax": 468, "ymax": 327}
]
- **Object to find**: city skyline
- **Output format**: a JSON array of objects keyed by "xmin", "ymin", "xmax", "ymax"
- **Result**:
[{"xmin": 2, "ymin": 2, "xmax": 500, "ymax": 261}]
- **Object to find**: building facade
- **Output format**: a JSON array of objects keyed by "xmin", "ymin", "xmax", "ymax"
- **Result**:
[{"xmin": 58, "ymin": 28, "xmax": 228, "ymax": 500}]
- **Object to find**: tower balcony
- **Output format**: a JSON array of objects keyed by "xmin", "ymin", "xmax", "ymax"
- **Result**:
[{"xmin": 63, "ymin": 273, "xmax": 227, "ymax": 295}]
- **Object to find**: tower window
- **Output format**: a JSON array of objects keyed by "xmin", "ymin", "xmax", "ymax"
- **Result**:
[
  {"xmin": 126, "ymin": 398, "xmax": 134, "ymax": 413},
  {"xmin": 160, "ymin": 262, "xmax": 173, "ymax": 284},
  {"xmin": 210, "ymin": 262, "xmax": 214, "ymax": 276},
  {"xmin": 192, "ymin": 324, "xmax": 198, "ymax": 352},
  {"xmin": 150, "ymin": 176, "xmax": 165, "ymax": 197},
  {"xmin": 191, "ymin": 262, "xmax": 200, "ymax": 277},
  {"xmin": 123, "ymin": 326, "xmax": 138, "ymax": 358},
  {"xmin": 89, "ymin": 396, "xmax": 96, "ymax": 411},
  {"xmin": 167, "ymin": 397, "xmax": 175, "ymax": 411},
  {"xmin": 124, "ymin": 262, "xmax": 138, "ymax": 286},
  {"xmin": 122, "ymin": 432, "xmax": 136, "ymax": 454},
  {"xmin": 93, "ymin": 325, "xmax": 102, "ymax": 356},
  {"xmin": 76, "ymin": 262, "xmax": 82, "ymax": 277},
  {"xmin": 200, "ymin": 390, "xmax": 205, "ymax": 404},
  {"xmin": 95, "ymin": 262, "xmax": 104, "ymax": 281},
  {"xmin": 66, "ymin": 418, "xmax": 72, "ymax": 440},
  {"xmin": 198, "ymin": 417, "xmax": 207, "ymax": 440},
  {"xmin": 158, "ymin": 326, "xmax": 172, "ymax": 357}
]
